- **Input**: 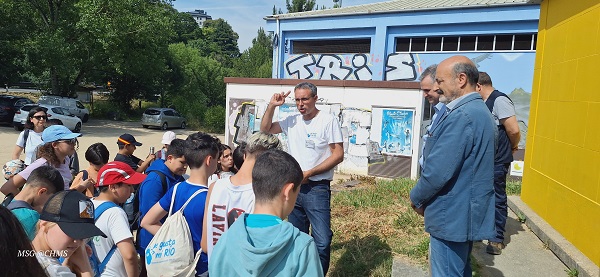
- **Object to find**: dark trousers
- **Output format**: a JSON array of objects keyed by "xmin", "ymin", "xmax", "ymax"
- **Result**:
[
  {"xmin": 288, "ymin": 180, "xmax": 333, "ymax": 275},
  {"xmin": 491, "ymin": 163, "xmax": 510, "ymax": 243}
]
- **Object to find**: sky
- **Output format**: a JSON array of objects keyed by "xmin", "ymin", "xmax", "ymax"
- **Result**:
[{"xmin": 172, "ymin": 0, "xmax": 383, "ymax": 51}]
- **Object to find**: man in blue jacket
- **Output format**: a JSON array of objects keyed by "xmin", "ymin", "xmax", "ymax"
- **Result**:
[
  {"xmin": 410, "ymin": 55, "xmax": 496, "ymax": 277},
  {"xmin": 137, "ymin": 138, "xmax": 187, "ymax": 276}
]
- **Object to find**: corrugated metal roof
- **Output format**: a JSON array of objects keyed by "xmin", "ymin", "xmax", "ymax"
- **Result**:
[{"xmin": 265, "ymin": 0, "xmax": 541, "ymax": 20}]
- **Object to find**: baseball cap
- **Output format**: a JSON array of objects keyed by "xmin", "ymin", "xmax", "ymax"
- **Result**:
[
  {"xmin": 96, "ymin": 161, "xmax": 147, "ymax": 187},
  {"xmin": 161, "ymin": 131, "xmax": 176, "ymax": 145},
  {"xmin": 39, "ymin": 190, "xmax": 106, "ymax": 240},
  {"xmin": 42, "ymin": 125, "xmax": 82, "ymax": 143},
  {"xmin": 117, "ymin": 134, "xmax": 142, "ymax": 146}
]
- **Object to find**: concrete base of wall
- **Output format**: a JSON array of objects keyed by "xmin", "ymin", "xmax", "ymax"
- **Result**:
[{"xmin": 508, "ymin": 196, "xmax": 600, "ymax": 277}]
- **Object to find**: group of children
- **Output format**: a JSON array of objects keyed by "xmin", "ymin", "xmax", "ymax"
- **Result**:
[{"xmin": 3, "ymin": 130, "xmax": 323, "ymax": 277}]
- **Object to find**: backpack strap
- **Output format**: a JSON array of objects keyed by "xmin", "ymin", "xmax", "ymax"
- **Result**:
[
  {"xmin": 485, "ymin": 90, "xmax": 513, "ymax": 114},
  {"xmin": 146, "ymin": 170, "xmax": 168, "ymax": 194},
  {"xmin": 7, "ymin": 200, "xmax": 34, "ymax": 211},
  {"xmin": 178, "ymin": 187, "xmax": 208, "ymax": 213},
  {"xmin": 23, "ymin": 129, "xmax": 30, "ymax": 151},
  {"xmin": 93, "ymin": 201, "xmax": 120, "ymax": 276},
  {"xmin": 167, "ymin": 183, "xmax": 207, "ymax": 216}
]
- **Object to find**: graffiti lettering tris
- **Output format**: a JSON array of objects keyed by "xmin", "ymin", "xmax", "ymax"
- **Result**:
[{"xmin": 284, "ymin": 53, "xmax": 416, "ymax": 81}]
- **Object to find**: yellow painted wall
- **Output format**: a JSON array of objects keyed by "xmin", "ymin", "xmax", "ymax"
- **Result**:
[{"xmin": 522, "ymin": 0, "xmax": 600, "ymax": 266}]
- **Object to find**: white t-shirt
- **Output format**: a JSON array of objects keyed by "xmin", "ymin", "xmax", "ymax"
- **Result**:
[
  {"xmin": 90, "ymin": 200, "xmax": 134, "ymax": 277},
  {"xmin": 36, "ymin": 253, "xmax": 75, "ymax": 277},
  {"xmin": 279, "ymin": 111, "xmax": 343, "ymax": 181},
  {"xmin": 208, "ymin": 171, "xmax": 235, "ymax": 187},
  {"xmin": 205, "ymin": 177, "xmax": 254, "ymax": 259},
  {"xmin": 15, "ymin": 130, "xmax": 43, "ymax": 165},
  {"xmin": 18, "ymin": 157, "xmax": 73, "ymax": 189}
]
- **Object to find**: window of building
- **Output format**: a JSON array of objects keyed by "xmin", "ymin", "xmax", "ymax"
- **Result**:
[
  {"xmin": 395, "ymin": 34, "xmax": 537, "ymax": 52},
  {"xmin": 426, "ymin": 37, "xmax": 442, "ymax": 51},
  {"xmin": 292, "ymin": 39, "xmax": 371, "ymax": 54}
]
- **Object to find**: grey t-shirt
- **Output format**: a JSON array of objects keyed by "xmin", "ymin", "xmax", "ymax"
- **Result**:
[{"xmin": 491, "ymin": 96, "xmax": 516, "ymax": 125}]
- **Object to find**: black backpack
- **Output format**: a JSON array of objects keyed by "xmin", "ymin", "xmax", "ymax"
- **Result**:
[{"xmin": 127, "ymin": 170, "xmax": 167, "ymax": 231}]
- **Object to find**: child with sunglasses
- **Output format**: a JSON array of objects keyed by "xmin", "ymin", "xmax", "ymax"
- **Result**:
[{"xmin": 1, "ymin": 125, "xmax": 83, "ymax": 197}]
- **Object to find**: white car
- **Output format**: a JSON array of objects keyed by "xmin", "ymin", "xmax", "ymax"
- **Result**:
[
  {"xmin": 13, "ymin": 104, "xmax": 82, "ymax": 132},
  {"xmin": 38, "ymin": 95, "xmax": 90, "ymax": 122}
]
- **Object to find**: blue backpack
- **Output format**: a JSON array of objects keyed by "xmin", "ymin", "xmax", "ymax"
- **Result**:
[{"xmin": 88, "ymin": 201, "xmax": 119, "ymax": 277}]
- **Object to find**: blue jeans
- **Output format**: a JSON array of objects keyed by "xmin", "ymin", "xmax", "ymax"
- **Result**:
[
  {"xmin": 288, "ymin": 180, "xmax": 333, "ymax": 275},
  {"xmin": 429, "ymin": 236, "xmax": 473, "ymax": 277},
  {"xmin": 491, "ymin": 163, "xmax": 509, "ymax": 243}
]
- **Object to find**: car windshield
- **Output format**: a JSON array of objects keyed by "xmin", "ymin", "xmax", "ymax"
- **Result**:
[{"xmin": 144, "ymin": 109, "xmax": 161, "ymax": 115}]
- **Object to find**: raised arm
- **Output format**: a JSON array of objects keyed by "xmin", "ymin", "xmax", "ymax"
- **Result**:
[{"xmin": 260, "ymin": 91, "xmax": 290, "ymax": 134}]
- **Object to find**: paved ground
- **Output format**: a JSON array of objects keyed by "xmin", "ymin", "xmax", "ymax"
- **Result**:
[
  {"xmin": 0, "ymin": 119, "xmax": 220, "ymax": 198},
  {"xmin": 391, "ymin": 203, "xmax": 572, "ymax": 277}
]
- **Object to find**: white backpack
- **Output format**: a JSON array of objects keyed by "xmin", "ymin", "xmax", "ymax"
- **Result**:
[{"xmin": 145, "ymin": 183, "xmax": 207, "ymax": 277}]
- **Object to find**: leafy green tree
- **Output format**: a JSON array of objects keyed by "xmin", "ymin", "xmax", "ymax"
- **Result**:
[
  {"xmin": 286, "ymin": 0, "xmax": 316, "ymax": 12},
  {"xmin": 171, "ymin": 10, "xmax": 202, "ymax": 44},
  {"xmin": 200, "ymin": 19, "xmax": 240, "ymax": 68},
  {"xmin": 166, "ymin": 43, "xmax": 226, "ymax": 127},
  {"xmin": 76, "ymin": 0, "xmax": 175, "ymax": 110},
  {"xmin": 233, "ymin": 28, "xmax": 273, "ymax": 78},
  {"xmin": 0, "ymin": 1, "xmax": 34, "ymax": 86}
]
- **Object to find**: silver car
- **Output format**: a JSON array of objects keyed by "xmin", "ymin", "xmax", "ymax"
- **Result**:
[{"xmin": 141, "ymin": 108, "xmax": 186, "ymax": 130}]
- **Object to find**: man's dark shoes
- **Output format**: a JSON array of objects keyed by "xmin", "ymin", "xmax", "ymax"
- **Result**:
[{"xmin": 486, "ymin": 241, "xmax": 504, "ymax": 255}]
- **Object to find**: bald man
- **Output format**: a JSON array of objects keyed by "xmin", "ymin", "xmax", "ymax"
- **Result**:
[{"xmin": 409, "ymin": 55, "xmax": 496, "ymax": 277}]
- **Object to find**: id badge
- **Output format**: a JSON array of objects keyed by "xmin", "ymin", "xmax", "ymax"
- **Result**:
[{"xmin": 305, "ymin": 139, "xmax": 315, "ymax": 149}]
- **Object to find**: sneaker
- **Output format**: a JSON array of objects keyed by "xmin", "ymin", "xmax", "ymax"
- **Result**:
[{"xmin": 486, "ymin": 242, "xmax": 504, "ymax": 255}]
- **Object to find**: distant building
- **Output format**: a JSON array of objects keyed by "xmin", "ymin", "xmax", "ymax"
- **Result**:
[{"xmin": 188, "ymin": 9, "xmax": 212, "ymax": 27}]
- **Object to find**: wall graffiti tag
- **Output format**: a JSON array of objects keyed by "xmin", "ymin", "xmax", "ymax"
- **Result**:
[{"xmin": 283, "ymin": 53, "xmax": 417, "ymax": 81}]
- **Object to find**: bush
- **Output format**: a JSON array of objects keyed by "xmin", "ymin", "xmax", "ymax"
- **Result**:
[{"xmin": 203, "ymin": 105, "xmax": 225, "ymax": 133}]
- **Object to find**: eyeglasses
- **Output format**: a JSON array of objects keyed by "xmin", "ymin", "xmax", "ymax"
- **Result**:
[
  {"xmin": 32, "ymin": 115, "xmax": 48, "ymax": 120},
  {"xmin": 294, "ymin": 97, "xmax": 314, "ymax": 103},
  {"xmin": 58, "ymin": 138, "xmax": 78, "ymax": 145}
]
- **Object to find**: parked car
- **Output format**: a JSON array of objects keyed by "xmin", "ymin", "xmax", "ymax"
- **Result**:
[
  {"xmin": 0, "ymin": 95, "xmax": 34, "ymax": 125},
  {"xmin": 13, "ymin": 104, "xmax": 82, "ymax": 132},
  {"xmin": 141, "ymin": 108, "xmax": 186, "ymax": 130},
  {"xmin": 38, "ymin": 95, "xmax": 90, "ymax": 122}
]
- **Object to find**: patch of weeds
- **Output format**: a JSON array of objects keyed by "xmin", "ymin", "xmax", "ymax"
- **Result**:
[
  {"xmin": 330, "ymin": 178, "xmax": 428, "ymax": 276},
  {"xmin": 400, "ymin": 236, "xmax": 429, "ymax": 260},
  {"xmin": 516, "ymin": 211, "xmax": 527, "ymax": 223},
  {"xmin": 542, "ymin": 240, "xmax": 550, "ymax": 250},
  {"xmin": 471, "ymin": 254, "xmax": 482, "ymax": 277},
  {"xmin": 506, "ymin": 180, "xmax": 522, "ymax": 195},
  {"xmin": 565, "ymin": 268, "xmax": 578, "ymax": 277}
]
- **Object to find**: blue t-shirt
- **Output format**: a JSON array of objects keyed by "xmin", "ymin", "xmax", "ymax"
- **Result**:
[
  {"xmin": 12, "ymin": 207, "xmax": 40, "ymax": 241},
  {"xmin": 138, "ymin": 160, "xmax": 184, "ymax": 254},
  {"xmin": 158, "ymin": 181, "xmax": 209, "ymax": 274}
]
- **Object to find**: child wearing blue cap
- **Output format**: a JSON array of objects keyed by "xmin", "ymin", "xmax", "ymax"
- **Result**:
[{"xmin": 1, "ymin": 125, "xmax": 82, "ymax": 197}]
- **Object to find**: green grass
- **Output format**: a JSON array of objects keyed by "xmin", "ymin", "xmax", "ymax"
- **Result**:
[
  {"xmin": 329, "ymin": 178, "xmax": 429, "ymax": 276},
  {"xmin": 507, "ymin": 180, "xmax": 522, "ymax": 195},
  {"xmin": 330, "ymin": 177, "xmax": 517, "ymax": 276}
]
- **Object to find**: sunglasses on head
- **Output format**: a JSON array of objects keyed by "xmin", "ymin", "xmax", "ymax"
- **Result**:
[
  {"xmin": 32, "ymin": 115, "xmax": 47, "ymax": 120},
  {"xmin": 58, "ymin": 138, "xmax": 78, "ymax": 145}
]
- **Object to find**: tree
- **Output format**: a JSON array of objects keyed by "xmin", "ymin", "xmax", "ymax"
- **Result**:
[
  {"xmin": 77, "ymin": 0, "xmax": 176, "ymax": 110},
  {"xmin": 199, "ymin": 19, "xmax": 240, "ymax": 68},
  {"xmin": 171, "ymin": 11, "xmax": 203, "ymax": 44},
  {"xmin": 233, "ymin": 28, "xmax": 273, "ymax": 78},
  {"xmin": 286, "ymin": 0, "xmax": 316, "ymax": 13},
  {"xmin": 166, "ymin": 43, "xmax": 226, "ymax": 124}
]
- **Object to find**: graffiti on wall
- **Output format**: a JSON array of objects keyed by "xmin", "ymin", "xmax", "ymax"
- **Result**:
[
  {"xmin": 284, "ymin": 53, "xmax": 419, "ymax": 81},
  {"xmin": 283, "ymin": 51, "xmax": 534, "ymax": 147}
]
